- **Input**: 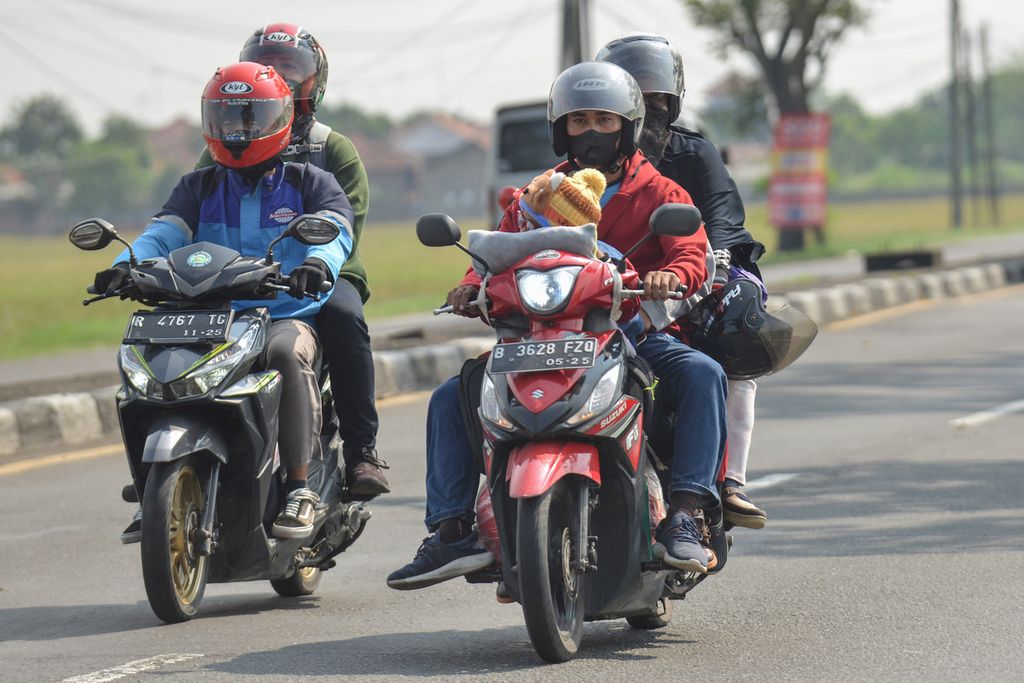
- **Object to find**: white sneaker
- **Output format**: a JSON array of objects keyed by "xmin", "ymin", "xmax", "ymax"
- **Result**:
[{"xmin": 272, "ymin": 488, "xmax": 320, "ymax": 539}]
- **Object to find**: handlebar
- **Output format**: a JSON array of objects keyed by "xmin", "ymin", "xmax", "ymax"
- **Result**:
[{"xmin": 621, "ymin": 288, "xmax": 685, "ymax": 300}]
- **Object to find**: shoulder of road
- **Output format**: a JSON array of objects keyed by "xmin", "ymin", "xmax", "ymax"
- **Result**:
[{"xmin": 3, "ymin": 232, "xmax": 1024, "ymax": 457}]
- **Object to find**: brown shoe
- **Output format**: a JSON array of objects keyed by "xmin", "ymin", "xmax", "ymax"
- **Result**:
[
  {"xmin": 723, "ymin": 486, "xmax": 767, "ymax": 529},
  {"xmin": 345, "ymin": 448, "xmax": 390, "ymax": 496}
]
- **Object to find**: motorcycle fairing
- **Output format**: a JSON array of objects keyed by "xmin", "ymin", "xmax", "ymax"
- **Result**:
[
  {"xmin": 141, "ymin": 418, "xmax": 230, "ymax": 464},
  {"xmin": 506, "ymin": 439, "xmax": 600, "ymax": 498}
]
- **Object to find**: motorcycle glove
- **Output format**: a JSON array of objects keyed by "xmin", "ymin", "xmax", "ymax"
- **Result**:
[
  {"xmin": 287, "ymin": 258, "xmax": 331, "ymax": 299},
  {"xmin": 92, "ymin": 262, "xmax": 131, "ymax": 296}
]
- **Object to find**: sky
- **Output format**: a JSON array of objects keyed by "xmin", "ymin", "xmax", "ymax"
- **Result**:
[{"xmin": 3, "ymin": 0, "xmax": 1023, "ymax": 135}]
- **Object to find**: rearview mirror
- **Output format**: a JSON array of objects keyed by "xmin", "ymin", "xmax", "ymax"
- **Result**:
[
  {"xmin": 287, "ymin": 214, "xmax": 341, "ymax": 245},
  {"xmin": 69, "ymin": 218, "xmax": 117, "ymax": 251},
  {"xmin": 649, "ymin": 203, "xmax": 702, "ymax": 238},
  {"xmin": 416, "ymin": 213, "xmax": 462, "ymax": 247}
]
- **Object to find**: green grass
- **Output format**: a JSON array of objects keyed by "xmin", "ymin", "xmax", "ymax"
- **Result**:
[{"xmin": 4, "ymin": 195, "xmax": 1024, "ymax": 360}]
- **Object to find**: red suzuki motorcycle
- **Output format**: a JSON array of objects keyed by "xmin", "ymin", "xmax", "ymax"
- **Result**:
[{"xmin": 416, "ymin": 205, "xmax": 720, "ymax": 662}]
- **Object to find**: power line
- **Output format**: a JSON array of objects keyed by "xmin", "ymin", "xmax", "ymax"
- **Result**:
[{"xmin": 0, "ymin": 25, "xmax": 111, "ymax": 112}]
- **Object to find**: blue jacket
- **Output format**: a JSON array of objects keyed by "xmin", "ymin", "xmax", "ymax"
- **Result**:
[{"xmin": 115, "ymin": 161, "xmax": 355, "ymax": 321}]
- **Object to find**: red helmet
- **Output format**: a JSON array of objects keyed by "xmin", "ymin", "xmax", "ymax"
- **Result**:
[
  {"xmin": 239, "ymin": 23, "xmax": 328, "ymax": 117},
  {"xmin": 201, "ymin": 62, "xmax": 294, "ymax": 170}
]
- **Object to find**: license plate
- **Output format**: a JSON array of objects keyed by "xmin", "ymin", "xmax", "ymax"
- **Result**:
[
  {"xmin": 123, "ymin": 310, "xmax": 233, "ymax": 344},
  {"xmin": 489, "ymin": 337, "xmax": 598, "ymax": 374}
]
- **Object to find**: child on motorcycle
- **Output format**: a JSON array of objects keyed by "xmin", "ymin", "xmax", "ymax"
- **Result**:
[
  {"xmin": 93, "ymin": 62, "xmax": 355, "ymax": 539},
  {"xmin": 387, "ymin": 61, "xmax": 727, "ymax": 590}
]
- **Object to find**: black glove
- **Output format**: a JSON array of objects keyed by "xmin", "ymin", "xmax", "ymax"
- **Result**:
[
  {"xmin": 92, "ymin": 262, "xmax": 131, "ymax": 295},
  {"xmin": 287, "ymin": 258, "xmax": 331, "ymax": 299}
]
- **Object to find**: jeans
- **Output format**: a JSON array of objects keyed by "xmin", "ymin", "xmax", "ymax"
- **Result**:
[
  {"xmin": 262, "ymin": 319, "xmax": 322, "ymax": 469},
  {"xmin": 636, "ymin": 333, "xmax": 728, "ymax": 504},
  {"xmin": 423, "ymin": 376, "xmax": 479, "ymax": 528},
  {"xmin": 316, "ymin": 279, "xmax": 378, "ymax": 454}
]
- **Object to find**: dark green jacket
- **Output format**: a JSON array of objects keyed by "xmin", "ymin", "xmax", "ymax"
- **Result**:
[{"xmin": 197, "ymin": 122, "xmax": 371, "ymax": 301}]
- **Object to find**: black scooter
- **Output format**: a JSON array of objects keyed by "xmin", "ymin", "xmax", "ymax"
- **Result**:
[{"xmin": 70, "ymin": 216, "xmax": 371, "ymax": 623}]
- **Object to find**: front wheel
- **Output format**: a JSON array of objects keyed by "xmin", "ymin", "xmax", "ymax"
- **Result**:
[
  {"xmin": 141, "ymin": 456, "xmax": 210, "ymax": 623},
  {"xmin": 271, "ymin": 566, "xmax": 322, "ymax": 597},
  {"xmin": 517, "ymin": 478, "xmax": 586, "ymax": 663}
]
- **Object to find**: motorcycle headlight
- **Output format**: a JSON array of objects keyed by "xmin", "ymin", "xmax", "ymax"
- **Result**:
[
  {"xmin": 120, "ymin": 344, "xmax": 157, "ymax": 396},
  {"xmin": 171, "ymin": 322, "xmax": 262, "ymax": 398},
  {"xmin": 480, "ymin": 374, "xmax": 513, "ymax": 430},
  {"xmin": 516, "ymin": 266, "xmax": 581, "ymax": 315},
  {"xmin": 565, "ymin": 362, "xmax": 623, "ymax": 426}
]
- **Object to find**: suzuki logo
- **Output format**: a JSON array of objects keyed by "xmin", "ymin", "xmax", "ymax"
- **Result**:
[{"xmin": 531, "ymin": 389, "xmax": 545, "ymax": 400}]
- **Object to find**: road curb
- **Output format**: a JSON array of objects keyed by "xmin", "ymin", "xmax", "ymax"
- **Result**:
[{"xmin": 2, "ymin": 258, "xmax": 1023, "ymax": 458}]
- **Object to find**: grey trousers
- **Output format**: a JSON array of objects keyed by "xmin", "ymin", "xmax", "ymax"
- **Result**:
[{"xmin": 262, "ymin": 319, "xmax": 322, "ymax": 470}]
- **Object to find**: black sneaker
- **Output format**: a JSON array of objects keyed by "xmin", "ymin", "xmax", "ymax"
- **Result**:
[
  {"xmin": 654, "ymin": 509, "xmax": 714, "ymax": 573},
  {"xmin": 120, "ymin": 505, "xmax": 143, "ymax": 544},
  {"xmin": 272, "ymin": 488, "xmax": 320, "ymax": 539},
  {"xmin": 387, "ymin": 532, "xmax": 494, "ymax": 590},
  {"xmin": 344, "ymin": 447, "xmax": 390, "ymax": 496}
]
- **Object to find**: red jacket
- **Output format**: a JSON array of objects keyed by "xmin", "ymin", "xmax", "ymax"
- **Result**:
[{"xmin": 460, "ymin": 152, "xmax": 710, "ymax": 335}]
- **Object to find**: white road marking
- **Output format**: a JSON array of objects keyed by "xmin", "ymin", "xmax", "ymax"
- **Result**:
[
  {"xmin": 62, "ymin": 654, "xmax": 204, "ymax": 683},
  {"xmin": 0, "ymin": 524, "xmax": 87, "ymax": 542},
  {"xmin": 949, "ymin": 399, "xmax": 1024, "ymax": 429},
  {"xmin": 744, "ymin": 473, "xmax": 800, "ymax": 491}
]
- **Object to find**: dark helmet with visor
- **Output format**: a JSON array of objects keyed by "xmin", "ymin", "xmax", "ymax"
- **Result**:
[
  {"xmin": 240, "ymin": 24, "xmax": 328, "ymax": 120},
  {"xmin": 548, "ymin": 61, "xmax": 645, "ymax": 158},
  {"xmin": 689, "ymin": 279, "xmax": 819, "ymax": 380},
  {"xmin": 201, "ymin": 62, "xmax": 293, "ymax": 170},
  {"xmin": 597, "ymin": 33, "xmax": 685, "ymax": 122}
]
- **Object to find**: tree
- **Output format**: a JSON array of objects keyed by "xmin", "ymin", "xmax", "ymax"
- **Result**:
[
  {"xmin": 683, "ymin": 0, "xmax": 869, "ymax": 116},
  {"xmin": 0, "ymin": 94, "xmax": 83, "ymax": 160}
]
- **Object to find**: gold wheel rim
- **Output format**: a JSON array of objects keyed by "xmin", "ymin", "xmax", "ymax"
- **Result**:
[
  {"xmin": 168, "ymin": 465, "xmax": 205, "ymax": 606},
  {"xmin": 297, "ymin": 566, "xmax": 318, "ymax": 581}
]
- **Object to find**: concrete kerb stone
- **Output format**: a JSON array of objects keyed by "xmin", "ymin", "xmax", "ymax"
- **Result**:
[{"xmin": 5, "ymin": 257, "xmax": 1024, "ymax": 456}]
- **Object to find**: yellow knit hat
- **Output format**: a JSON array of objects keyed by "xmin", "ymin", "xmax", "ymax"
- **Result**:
[{"xmin": 541, "ymin": 168, "xmax": 606, "ymax": 226}]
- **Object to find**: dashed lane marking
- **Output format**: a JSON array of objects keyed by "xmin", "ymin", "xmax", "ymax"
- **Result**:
[
  {"xmin": 950, "ymin": 398, "xmax": 1024, "ymax": 429},
  {"xmin": 62, "ymin": 654, "xmax": 204, "ymax": 683},
  {"xmin": 744, "ymin": 473, "xmax": 800, "ymax": 491}
]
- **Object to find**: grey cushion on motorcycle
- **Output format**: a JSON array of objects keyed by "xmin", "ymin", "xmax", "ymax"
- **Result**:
[{"xmin": 466, "ymin": 224, "xmax": 598, "ymax": 275}]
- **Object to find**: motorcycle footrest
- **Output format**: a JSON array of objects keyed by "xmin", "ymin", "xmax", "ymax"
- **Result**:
[{"xmin": 464, "ymin": 566, "xmax": 503, "ymax": 584}]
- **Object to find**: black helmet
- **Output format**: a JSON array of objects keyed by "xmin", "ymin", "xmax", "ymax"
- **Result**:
[
  {"xmin": 239, "ymin": 23, "xmax": 328, "ymax": 137},
  {"xmin": 547, "ymin": 61, "xmax": 645, "ymax": 159},
  {"xmin": 690, "ymin": 280, "xmax": 819, "ymax": 380},
  {"xmin": 596, "ymin": 33, "xmax": 685, "ymax": 122}
]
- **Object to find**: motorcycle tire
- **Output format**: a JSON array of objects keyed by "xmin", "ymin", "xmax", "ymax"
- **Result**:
[
  {"xmin": 626, "ymin": 597, "xmax": 672, "ymax": 630},
  {"xmin": 141, "ymin": 455, "xmax": 210, "ymax": 623},
  {"xmin": 517, "ymin": 477, "xmax": 586, "ymax": 663},
  {"xmin": 270, "ymin": 566, "xmax": 322, "ymax": 597}
]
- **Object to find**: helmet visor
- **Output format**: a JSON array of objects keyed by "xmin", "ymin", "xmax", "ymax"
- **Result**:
[
  {"xmin": 240, "ymin": 45, "xmax": 317, "ymax": 99},
  {"xmin": 201, "ymin": 97, "xmax": 293, "ymax": 143},
  {"xmin": 758, "ymin": 303, "xmax": 819, "ymax": 374}
]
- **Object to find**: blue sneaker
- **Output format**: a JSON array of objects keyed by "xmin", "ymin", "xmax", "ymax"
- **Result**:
[
  {"xmin": 655, "ymin": 509, "xmax": 714, "ymax": 573},
  {"xmin": 387, "ymin": 532, "xmax": 494, "ymax": 590}
]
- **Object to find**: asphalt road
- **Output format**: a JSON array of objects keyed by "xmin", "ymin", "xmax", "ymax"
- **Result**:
[{"xmin": 2, "ymin": 287, "xmax": 1023, "ymax": 682}]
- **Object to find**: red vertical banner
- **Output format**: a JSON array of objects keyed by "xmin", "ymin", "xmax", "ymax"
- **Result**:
[{"xmin": 768, "ymin": 113, "xmax": 831, "ymax": 230}]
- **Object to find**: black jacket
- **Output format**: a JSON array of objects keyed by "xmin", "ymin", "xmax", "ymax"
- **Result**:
[{"xmin": 656, "ymin": 125, "xmax": 765, "ymax": 269}]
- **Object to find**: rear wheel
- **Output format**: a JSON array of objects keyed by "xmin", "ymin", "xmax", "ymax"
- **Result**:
[
  {"xmin": 517, "ymin": 478, "xmax": 586, "ymax": 663},
  {"xmin": 626, "ymin": 597, "xmax": 672, "ymax": 630},
  {"xmin": 271, "ymin": 566, "xmax": 322, "ymax": 597},
  {"xmin": 141, "ymin": 456, "xmax": 210, "ymax": 623}
]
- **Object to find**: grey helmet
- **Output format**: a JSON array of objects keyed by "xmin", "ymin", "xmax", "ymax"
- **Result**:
[
  {"xmin": 547, "ymin": 61, "xmax": 645, "ymax": 158},
  {"xmin": 597, "ymin": 33, "xmax": 685, "ymax": 122}
]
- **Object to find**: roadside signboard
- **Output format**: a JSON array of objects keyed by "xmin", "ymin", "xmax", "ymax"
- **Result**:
[{"xmin": 768, "ymin": 113, "xmax": 831, "ymax": 230}]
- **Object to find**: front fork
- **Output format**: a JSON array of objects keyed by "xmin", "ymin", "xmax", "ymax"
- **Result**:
[
  {"xmin": 573, "ymin": 483, "xmax": 599, "ymax": 574},
  {"xmin": 194, "ymin": 461, "xmax": 221, "ymax": 556}
]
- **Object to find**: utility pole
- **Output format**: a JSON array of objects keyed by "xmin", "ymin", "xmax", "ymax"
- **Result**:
[
  {"xmin": 560, "ymin": 0, "xmax": 591, "ymax": 71},
  {"xmin": 949, "ymin": 0, "xmax": 963, "ymax": 229},
  {"xmin": 961, "ymin": 29, "xmax": 980, "ymax": 226},
  {"xmin": 980, "ymin": 23, "xmax": 1001, "ymax": 225}
]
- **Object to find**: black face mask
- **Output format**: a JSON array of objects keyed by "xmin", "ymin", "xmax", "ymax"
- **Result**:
[
  {"xmin": 235, "ymin": 156, "xmax": 281, "ymax": 185},
  {"xmin": 567, "ymin": 130, "xmax": 621, "ymax": 170},
  {"xmin": 638, "ymin": 106, "xmax": 673, "ymax": 166}
]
